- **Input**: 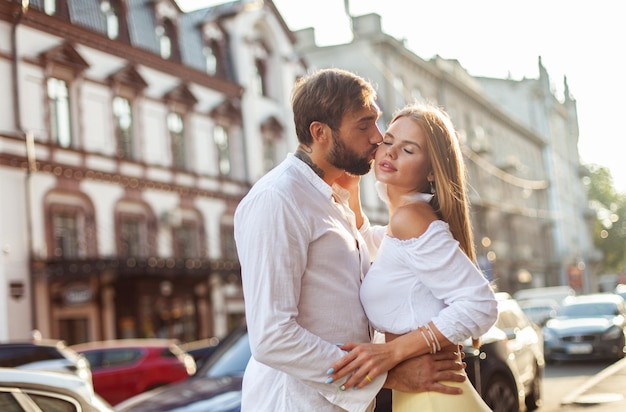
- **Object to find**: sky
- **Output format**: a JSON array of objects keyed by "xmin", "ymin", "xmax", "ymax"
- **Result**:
[{"xmin": 177, "ymin": 0, "xmax": 626, "ymax": 194}]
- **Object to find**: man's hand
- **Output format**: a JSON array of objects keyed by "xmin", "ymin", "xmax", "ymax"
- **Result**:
[{"xmin": 384, "ymin": 348, "xmax": 465, "ymax": 394}]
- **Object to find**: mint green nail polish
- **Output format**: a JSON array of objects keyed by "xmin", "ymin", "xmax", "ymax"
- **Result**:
[{"xmin": 339, "ymin": 385, "xmax": 345, "ymax": 391}]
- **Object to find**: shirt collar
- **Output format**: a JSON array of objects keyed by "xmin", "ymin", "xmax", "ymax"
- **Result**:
[{"xmin": 287, "ymin": 153, "xmax": 334, "ymax": 199}]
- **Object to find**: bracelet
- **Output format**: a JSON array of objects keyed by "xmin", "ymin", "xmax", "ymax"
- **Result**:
[
  {"xmin": 419, "ymin": 327, "xmax": 434, "ymax": 354},
  {"xmin": 425, "ymin": 323, "xmax": 442, "ymax": 352}
]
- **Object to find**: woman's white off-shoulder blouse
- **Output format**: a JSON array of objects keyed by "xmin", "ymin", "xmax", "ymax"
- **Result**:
[{"xmin": 360, "ymin": 220, "xmax": 497, "ymax": 344}]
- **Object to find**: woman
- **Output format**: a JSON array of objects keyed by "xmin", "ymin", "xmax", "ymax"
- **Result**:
[{"xmin": 327, "ymin": 103, "xmax": 497, "ymax": 411}]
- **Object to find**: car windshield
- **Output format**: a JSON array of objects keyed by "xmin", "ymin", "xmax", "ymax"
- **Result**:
[
  {"xmin": 557, "ymin": 302, "xmax": 618, "ymax": 318},
  {"xmin": 202, "ymin": 332, "xmax": 251, "ymax": 378}
]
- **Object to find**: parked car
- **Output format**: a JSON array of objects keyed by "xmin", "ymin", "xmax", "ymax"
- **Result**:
[
  {"xmin": 543, "ymin": 293, "xmax": 626, "ymax": 363},
  {"xmin": 514, "ymin": 286, "xmax": 575, "ymax": 306},
  {"xmin": 0, "ymin": 367, "xmax": 114, "ymax": 412},
  {"xmin": 70, "ymin": 339, "xmax": 196, "ymax": 406},
  {"xmin": 519, "ymin": 298, "xmax": 559, "ymax": 326},
  {"xmin": 116, "ymin": 325, "xmax": 249, "ymax": 412},
  {"xmin": 462, "ymin": 293, "xmax": 544, "ymax": 412},
  {"xmin": 0, "ymin": 339, "xmax": 92, "ymax": 384}
]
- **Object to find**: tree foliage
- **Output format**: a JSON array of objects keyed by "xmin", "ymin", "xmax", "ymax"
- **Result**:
[{"xmin": 585, "ymin": 165, "xmax": 626, "ymax": 274}]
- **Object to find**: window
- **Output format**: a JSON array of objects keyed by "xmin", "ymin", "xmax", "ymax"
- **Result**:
[
  {"xmin": 48, "ymin": 78, "xmax": 72, "ymax": 148},
  {"xmin": 202, "ymin": 23, "xmax": 224, "ymax": 77},
  {"xmin": 156, "ymin": 18, "xmax": 180, "ymax": 61},
  {"xmin": 394, "ymin": 76, "xmax": 405, "ymax": 108},
  {"xmin": 174, "ymin": 224, "xmax": 198, "ymax": 258},
  {"xmin": 53, "ymin": 213, "xmax": 79, "ymax": 258},
  {"xmin": 261, "ymin": 117, "xmax": 282, "ymax": 172},
  {"xmin": 113, "ymin": 96, "xmax": 134, "ymax": 159},
  {"xmin": 168, "ymin": 113, "xmax": 186, "ymax": 169},
  {"xmin": 203, "ymin": 45, "xmax": 217, "ymax": 76},
  {"xmin": 254, "ymin": 59, "xmax": 267, "ymax": 96},
  {"xmin": 262, "ymin": 138, "xmax": 277, "ymax": 171},
  {"xmin": 100, "ymin": 1, "xmax": 120, "ymax": 39},
  {"xmin": 156, "ymin": 25, "xmax": 171, "ymax": 59},
  {"xmin": 221, "ymin": 225, "xmax": 237, "ymax": 260},
  {"xmin": 214, "ymin": 125, "xmax": 230, "ymax": 176},
  {"xmin": 120, "ymin": 218, "xmax": 143, "ymax": 257},
  {"xmin": 44, "ymin": 0, "xmax": 57, "ymax": 15}
]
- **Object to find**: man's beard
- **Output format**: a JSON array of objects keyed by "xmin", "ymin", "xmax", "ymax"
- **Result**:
[{"xmin": 327, "ymin": 130, "xmax": 374, "ymax": 176}]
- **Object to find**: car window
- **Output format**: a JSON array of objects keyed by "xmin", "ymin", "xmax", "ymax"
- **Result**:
[
  {"xmin": 82, "ymin": 351, "xmax": 103, "ymax": 368},
  {"xmin": 0, "ymin": 346, "xmax": 64, "ymax": 367},
  {"xmin": 558, "ymin": 302, "xmax": 617, "ymax": 317},
  {"xmin": 30, "ymin": 392, "xmax": 79, "ymax": 412},
  {"xmin": 0, "ymin": 392, "xmax": 23, "ymax": 412},
  {"xmin": 205, "ymin": 333, "xmax": 251, "ymax": 378},
  {"xmin": 95, "ymin": 349, "xmax": 142, "ymax": 368},
  {"xmin": 159, "ymin": 348, "xmax": 178, "ymax": 359}
]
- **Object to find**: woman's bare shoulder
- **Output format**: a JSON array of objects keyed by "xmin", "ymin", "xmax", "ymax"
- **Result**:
[{"xmin": 388, "ymin": 202, "xmax": 438, "ymax": 240}]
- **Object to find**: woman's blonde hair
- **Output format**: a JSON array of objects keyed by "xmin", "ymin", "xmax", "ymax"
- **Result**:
[{"xmin": 390, "ymin": 103, "xmax": 476, "ymax": 261}]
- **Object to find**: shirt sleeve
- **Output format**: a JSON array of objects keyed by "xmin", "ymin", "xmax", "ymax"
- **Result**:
[
  {"xmin": 235, "ymin": 189, "xmax": 383, "ymax": 410},
  {"xmin": 403, "ymin": 222, "xmax": 498, "ymax": 343}
]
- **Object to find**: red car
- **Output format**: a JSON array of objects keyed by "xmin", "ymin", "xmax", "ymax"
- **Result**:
[{"xmin": 71, "ymin": 339, "xmax": 196, "ymax": 406}]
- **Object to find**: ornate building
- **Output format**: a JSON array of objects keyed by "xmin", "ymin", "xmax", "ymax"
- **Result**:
[{"xmin": 0, "ymin": 0, "xmax": 303, "ymax": 343}]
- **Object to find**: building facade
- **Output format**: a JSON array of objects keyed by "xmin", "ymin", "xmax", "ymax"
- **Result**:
[{"xmin": 0, "ymin": 0, "xmax": 303, "ymax": 343}]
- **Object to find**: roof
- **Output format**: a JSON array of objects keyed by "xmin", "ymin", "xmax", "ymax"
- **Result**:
[
  {"xmin": 564, "ymin": 293, "xmax": 624, "ymax": 305},
  {"xmin": 70, "ymin": 339, "xmax": 180, "ymax": 352},
  {"xmin": 0, "ymin": 367, "xmax": 95, "ymax": 399}
]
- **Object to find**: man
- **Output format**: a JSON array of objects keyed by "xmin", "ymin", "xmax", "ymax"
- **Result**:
[{"xmin": 234, "ymin": 68, "xmax": 464, "ymax": 411}]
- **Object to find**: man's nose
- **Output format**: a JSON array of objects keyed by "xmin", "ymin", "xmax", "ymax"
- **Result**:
[{"xmin": 371, "ymin": 124, "xmax": 383, "ymax": 145}]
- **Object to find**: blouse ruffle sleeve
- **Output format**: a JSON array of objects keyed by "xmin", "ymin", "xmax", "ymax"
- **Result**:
[{"xmin": 397, "ymin": 221, "xmax": 498, "ymax": 343}]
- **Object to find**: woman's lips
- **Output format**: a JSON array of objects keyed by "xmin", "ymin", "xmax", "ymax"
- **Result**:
[{"xmin": 378, "ymin": 160, "xmax": 396, "ymax": 172}]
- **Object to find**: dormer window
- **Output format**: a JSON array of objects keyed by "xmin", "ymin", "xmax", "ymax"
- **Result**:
[
  {"xmin": 203, "ymin": 45, "xmax": 217, "ymax": 76},
  {"xmin": 202, "ymin": 23, "xmax": 225, "ymax": 77},
  {"xmin": 156, "ymin": 25, "xmax": 172, "ymax": 59},
  {"xmin": 44, "ymin": 0, "xmax": 56, "ymax": 15},
  {"xmin": 100, "ymin": 1, "xmax": 120, "ymax": 39}
]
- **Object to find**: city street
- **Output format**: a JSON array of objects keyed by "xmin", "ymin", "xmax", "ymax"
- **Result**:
[{"xmin": 539, "ymin": 359, "xmax": 615, "ymax": 411}]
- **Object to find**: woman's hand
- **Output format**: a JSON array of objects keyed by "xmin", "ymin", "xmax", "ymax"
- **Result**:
[{"xmin": 325, "ymin": 341, "xmax": 401, "ymax": 390}]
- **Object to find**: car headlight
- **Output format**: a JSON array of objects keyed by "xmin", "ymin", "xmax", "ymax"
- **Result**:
[{"xmin": 602, "ymin": 326, "xmax": 623, "ymax": 340}]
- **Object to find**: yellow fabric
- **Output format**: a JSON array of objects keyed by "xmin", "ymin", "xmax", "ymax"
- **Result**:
[{"xmin": 392, "ymin": 379, "xmax": 492, "ymax": 412}]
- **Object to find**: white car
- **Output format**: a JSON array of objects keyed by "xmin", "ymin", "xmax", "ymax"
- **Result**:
[
  {"xmin": 0, "ymin": 368, "xmax": 113, "ymax": 412},
  {"xmin": 0, "ymin": 340, "xmax": 92, "ymax": 384}
]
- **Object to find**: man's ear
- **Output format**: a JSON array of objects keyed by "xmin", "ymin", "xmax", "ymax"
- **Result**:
[{"xmin": 310, "ymin": 121, "xmax": 330, "ymax": 143}]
